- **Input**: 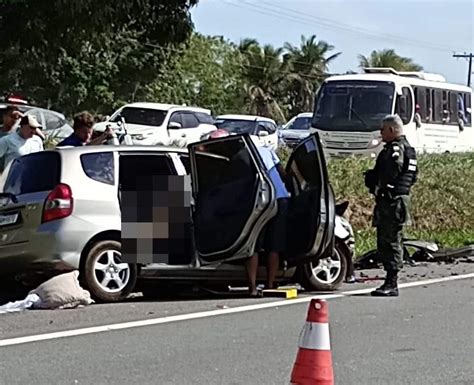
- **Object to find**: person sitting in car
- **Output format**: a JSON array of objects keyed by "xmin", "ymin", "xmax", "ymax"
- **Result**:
[{"xmin": 57, "ymin": 111, "xmax": 112, "ymax": 147}]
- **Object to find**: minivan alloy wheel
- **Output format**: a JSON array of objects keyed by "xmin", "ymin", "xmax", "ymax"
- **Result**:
[
  {"xmin": 310, "ymin": 253, "xmax": 342, "ymax": 284},
  {"xmin": 93, "ymin": 249, "xmax": 130, "ymax": 293},
  {"xmin": 298, "ymin": 241, "xmax": 348, "ymax": 292}
]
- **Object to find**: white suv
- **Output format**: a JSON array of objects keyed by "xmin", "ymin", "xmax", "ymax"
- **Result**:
[{"xmin": 93, "ymin": 103, "xmax": 217, "ymax": 147}]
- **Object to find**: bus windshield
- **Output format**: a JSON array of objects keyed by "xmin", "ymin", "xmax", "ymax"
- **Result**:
[{"xmin": 313, "ymin": 80, "xmax": 395, "ymax": 132}]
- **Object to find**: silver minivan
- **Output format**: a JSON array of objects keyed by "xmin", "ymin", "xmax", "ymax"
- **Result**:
[{"xmin": 0, "ymin": 133, "xmax": 354, "ymax": 302}]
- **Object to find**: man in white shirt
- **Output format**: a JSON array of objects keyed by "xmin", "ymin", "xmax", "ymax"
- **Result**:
[{"xmin": 0, "ymin": 114, "xmax": 44, "ymax": 173}]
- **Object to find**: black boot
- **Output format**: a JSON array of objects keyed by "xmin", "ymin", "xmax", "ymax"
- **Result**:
[{"xmin": 371, "ymin": 271, "xmax": 399, "ymax": 297}]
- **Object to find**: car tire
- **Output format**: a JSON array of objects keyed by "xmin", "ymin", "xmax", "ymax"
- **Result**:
[
  {"xmin": 81, "ymin": 240, "xmax": 137, "ymax": 303},
  {"xmin": 298, "ymin": 241, "xmax": 348, "ymax": 292}
]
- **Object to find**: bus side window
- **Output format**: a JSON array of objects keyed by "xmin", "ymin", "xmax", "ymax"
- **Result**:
[
  {"xmin": 415, "ymin": 87, "xmax": 429, "ymax": 123},
  {"xmin": 465, "ymin": 93, "xmax": 472, "ymax": 126},
  {"xmin": 433, "ymin": 89, "xmax": 444, "ymax": 123},
  {"xmin": 397, "ymin": 87, "xmax": 413, "ymax": 125},
  {"xmin": 442, "ymin": 91, "xmax": 449, "ymax": 123},
  {"xmin": 449, "ymin": 92, "xmax": 458, "ymax": 125}
]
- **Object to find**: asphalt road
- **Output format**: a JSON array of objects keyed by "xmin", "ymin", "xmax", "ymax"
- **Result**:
[{"xmin": 0, "ymin": 263, "xmax": 473, "ymax": 385}]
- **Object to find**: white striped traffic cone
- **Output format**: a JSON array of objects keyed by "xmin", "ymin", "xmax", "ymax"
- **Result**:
[{"xmin": 290, "ymin": 298, "xmax": 334, "ymax": 385}]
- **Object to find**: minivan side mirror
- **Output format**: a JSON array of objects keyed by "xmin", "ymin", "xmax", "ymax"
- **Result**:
[
  {"xmin": 258, "ymin": 130, "xmax": 269, "ymax": 137},
  {"xmin": 168, "ymin": 121, "xmax": 182, "ymax": 129}
]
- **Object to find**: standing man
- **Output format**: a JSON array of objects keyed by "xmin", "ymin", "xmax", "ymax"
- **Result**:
[
  {"xmin": 206, "ymin": 129, "xmax": 290, "ymax": 296},
  {"xmin": 0, "ymin": 106, "xmax": 23, "ymax": 173},
  {"xmin": 249, "ymin": 144, "xmax": 290, "ymax": 294},
  {"xmin": 0, "ymin": 115, "xmax": 44, "ymax": 172},
  {"xmin": 364, "ymin": 115, "xmax": 418, "ymax": 297},
  {"xmin": 1, "ymin": 105, "xmax": 22, "ymax": 138},
  {"xmin": 57, "ymin": 111, "xmax": 112, "ymax": 147}
]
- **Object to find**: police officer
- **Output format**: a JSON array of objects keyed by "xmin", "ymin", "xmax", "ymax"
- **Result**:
[{"xmin": 364, "ymin": 114, "xmax": 418, "ymax": 297}]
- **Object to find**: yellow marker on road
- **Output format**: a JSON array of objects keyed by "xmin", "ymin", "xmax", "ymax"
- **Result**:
[{"xmin": 262, "ymin": 288, "xmax": 298, "ymax": 299}]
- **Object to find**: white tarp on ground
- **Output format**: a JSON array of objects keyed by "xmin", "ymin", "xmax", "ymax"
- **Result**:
[
  {"xmin": 0, "ymin": 270, "xmax": 94, "ymax": 314},
  {"xmin": 0, "ymin": 293, "xmax": 41, "ymax": 314}
]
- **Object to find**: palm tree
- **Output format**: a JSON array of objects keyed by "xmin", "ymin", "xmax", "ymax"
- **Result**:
[
  {"xmin": 358, "ymin": 49, "xmax": 423, "ymax": 71},
  {"xmin": 238, "ymin": 38, "xmax": 259, "ymax": 54},
  {"xmin": 240, "ymin": 43, "xmax": 287, "ymax": 122},
  {"xmin": 283, "ymin": 35, "xmax": 341, "ymax": 114}
]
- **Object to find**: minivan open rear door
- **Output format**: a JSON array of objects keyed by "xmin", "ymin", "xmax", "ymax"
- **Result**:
[
  {"xmin": 188, "ymin": 134, "xmax": 277, "ymax": 264},
  {"xmin": 284, "ymin": 133, "xmax": 335, "ymax": 267}
]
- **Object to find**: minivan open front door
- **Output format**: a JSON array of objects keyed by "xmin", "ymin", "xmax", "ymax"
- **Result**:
[
  {"xmin": 188, "ymin": 134, "xmax": 276, "ymax": 264},
  {"xmin": 284, "ymin": 133, "xmax": 335, "ymax": 267}
]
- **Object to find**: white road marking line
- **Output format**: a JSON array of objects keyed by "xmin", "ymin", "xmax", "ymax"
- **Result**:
[{"xmin": 0, "ymin": 273, "xmax": 472, "ymax": 348}]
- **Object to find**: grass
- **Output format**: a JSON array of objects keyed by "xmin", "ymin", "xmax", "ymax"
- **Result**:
[{"xmin": 277, "ymin": 147, "xmax": 474, "ymax": 256}]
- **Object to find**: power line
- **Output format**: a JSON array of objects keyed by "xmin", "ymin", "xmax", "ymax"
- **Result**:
[
  {"xmin": 224, "ymin": 0, "xmax": 464, "ymax": 54},
  {"xmin": 258, "ymin": 0, "xmax": 460, "ymax": 52},
  {"xmin": 145, "ymin": 41, "xmax": 331, "ymax": 78},
  {"xmin": 252, "ymin": 0, "xmax": 462, "ymax": 52},
  {"xmin": 453, "ymin": 52, "xmax": 473, "ymax": 87}
]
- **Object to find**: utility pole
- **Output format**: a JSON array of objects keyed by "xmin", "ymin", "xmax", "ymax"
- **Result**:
[{"xmin": 453, "ymin": 52, "xmax": 473, "ymax": 87}]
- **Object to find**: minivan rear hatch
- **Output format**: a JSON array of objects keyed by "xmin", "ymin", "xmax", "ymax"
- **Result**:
[{"xmin": 0, "ymin": 151, "xmax": 61, "ymax": 247}]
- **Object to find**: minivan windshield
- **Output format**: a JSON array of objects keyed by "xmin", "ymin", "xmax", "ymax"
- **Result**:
[
  {"xmin": 112, "ymin": 107, "xmax": 167, "ymax": 127},
  {"xmin": 313, "ymin": 80, "xmax": 395, "ymax": 132}
]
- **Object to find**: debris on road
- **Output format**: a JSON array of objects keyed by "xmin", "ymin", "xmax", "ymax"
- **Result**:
[
  {"xmin": 0, "ymin": 271, "xmax": 93, "ymax": 314},
  {"xmin": 427, "ymin": 246, "xmax": 474, "ymax": 263},
  {"xmin": 0, "ymin": 292, "xmax": 41, "ymax": 314},
  {"xmin": 355, "ymin": 275, "xmax": 384, "ymax": 282},
  {"xmin": 354, "ymin": 243, "xmax": 474, "ymax": 270}
]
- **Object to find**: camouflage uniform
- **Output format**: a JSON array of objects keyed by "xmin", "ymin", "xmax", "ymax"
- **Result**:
[{"xmin": 365, "ymin": 135, "xmax": 418, "ymax": 275}]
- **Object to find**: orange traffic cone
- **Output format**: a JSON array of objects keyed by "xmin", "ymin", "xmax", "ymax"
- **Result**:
[{"xmin": 290, "ymin": 299, "xmax": 334, "ymax": 385}]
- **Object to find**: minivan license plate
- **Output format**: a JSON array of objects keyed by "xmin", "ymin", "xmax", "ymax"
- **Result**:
[{"xmin": 0, "ymin": 213, "xmax": 19, "ymax": 226}]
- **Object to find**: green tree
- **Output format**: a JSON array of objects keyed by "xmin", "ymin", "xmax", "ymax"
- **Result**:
[
  {"xmin": 0, "ymin": 0, "xmax": 198, "ymax": 116},
  {"xmin": 239, "ymin": 43, "xmax": 287, "ymax": 122},
  {"xmin": 147, "ymin": 33, "xmax": 245, "ymax": 115},
  {"xmin": 238, "ymin": 38, "xmax": 260, "ymax": 54},
  {"xmin": 283, "ymin": 34, "xmax": 341, "ymax": 115},
  {"xmin": 358, "ymin": 49, "xmax": 423, "ymax": 71}
]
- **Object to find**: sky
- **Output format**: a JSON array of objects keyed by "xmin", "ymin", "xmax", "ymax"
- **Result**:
[{"xmin": 190, "ymin": 0, "xmax": 474, "ymax": 87}]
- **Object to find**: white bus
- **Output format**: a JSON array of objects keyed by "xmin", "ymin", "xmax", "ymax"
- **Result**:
[{"xmin": 311, "ymin": 67, "xmax": 473, "ymax": 157}]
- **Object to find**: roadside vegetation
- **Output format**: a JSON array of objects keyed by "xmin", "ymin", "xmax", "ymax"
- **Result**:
[
  {"xmin": 278, "ymin": 149, "xmax": 474, "ymax": 256},
  {"xmin": 1, "ymin": 1, "xmax": 423, "ymax": 122},
  {"xmin": 4, "ymin": 1, "xmax": 469, "ymax": 256}
]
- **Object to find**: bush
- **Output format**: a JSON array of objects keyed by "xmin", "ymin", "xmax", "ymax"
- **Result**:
[{"xmin": 278, "ymin": 148, "xmax": 474, "ymax": 255}]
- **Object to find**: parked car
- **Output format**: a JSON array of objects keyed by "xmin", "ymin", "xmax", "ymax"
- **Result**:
[
  {"xmin": 279, "ymin": 112, "xmax": 313, "ymax": 148},
  {"xmin": 0, "ymin": 133, "xmax": 353, "ymax": 302},
  {"xmin": 0, "ymin": 97, "xmax": 73, "ymax": 141},
  {"xmin": 93, "ymin": 102, "xmax": 217, "ymax": 147},
  {"xmin": 214, "ymin": 114, "xmax": 279, "ymax": 150}
]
